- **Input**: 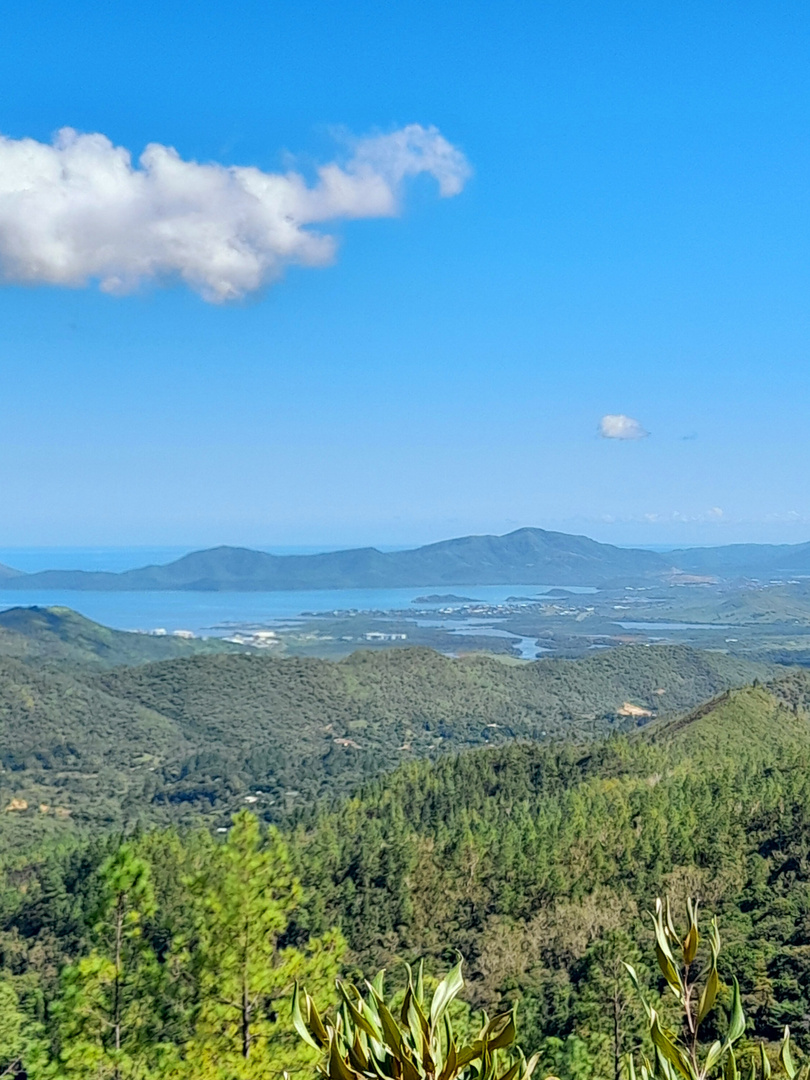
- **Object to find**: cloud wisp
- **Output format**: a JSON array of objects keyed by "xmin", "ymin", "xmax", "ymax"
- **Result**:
[
  {"xmin": 598, "ymin": 414, "xmax": 649, "ymax": 440},
  {"xmin": 0, "ymin": 125, "xmax": 470, "ymax": 302}
]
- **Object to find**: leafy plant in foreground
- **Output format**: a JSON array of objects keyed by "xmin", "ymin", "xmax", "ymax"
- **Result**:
[
  {"xmin": 293, "ymin": 957, "xmax": 542, "ymax": 1080},
  {"xmin": 626, "ymin": 898, "xmax": 805, "ymax": 1080}
]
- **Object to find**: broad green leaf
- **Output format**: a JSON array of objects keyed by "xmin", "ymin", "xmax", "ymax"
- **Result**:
[
  {"xmin": 370, "ymin": 991, "xmax": 404, "ymax": 1057},
  {"xmin": 496, "ymin": 1060, "xmax": 522, "ymax": 1080},
  {"xmin": 346, "ymin": 1030, "xmax": 370, "ymax": 1074},
  {"xmin": 430, "ymin": 956, "xmax": 465, "ymax": 1027},
  {"xmin": 522, "ymin": 1052, "xmax": 540, "ymax": 1080},
  {"xmin": 704, "ymin": 1040, "xmax": 723, "ymax": 1075},
  {"xmin": 291, "ymin": 983, "xmax": 321, "ymax": 1049},
  {"xmin": 438, "ymin": 1015, "xmax": 458, "ymax": 1080},
  {"xmin": 697, "ymin": 967, "xmax": 720, "ymax": 1026},
  {"xmin": 684, "ymin": 899, "xmax": 700, "ymax": 965},
  {"xmin": 337, "ymin": 981, "xmax": 383, "ymax": 1042},
  {"xmin": 650, "ymin": 1011, "xmax": 694, "ymax": 1080},
  {"xmin": 457, "ymin": 1039, "xmax": 484, "ymax": 1068},
  {"xmin": 328, "ymin": 1030, "xmax": 361, "ymax": 1080},
  {"xmin": 726, "ymin": 978, "xmax": 746, "ymax": 1046},
  {"xmin": 724, "ymin": 1046, "xmax": 739, "ymax": 1080},
  {"xmin": 483, "ymin": 1009, "xmax": 517, "ymax": 1052},
  {"xmin": 662, "ymin": 898, "xmax": 679, "ymax": 942},
  {"xmin": 655, "ymin": 943, "xmax": 683, "ymax": 998},
  {"xmin": 781, "ymin": 1027, "xmax": 796, "ymax": 1080},
  {"xmin": 760, "ymin": 1043, "xmax": 772, "ymax": 1080}
]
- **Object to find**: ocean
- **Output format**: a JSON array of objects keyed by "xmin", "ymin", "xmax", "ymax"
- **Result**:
[
  {"xmin": 0, "ymin": 583, "xmax": 594, "ymax": 636},
  {"xmin": 0, "ymin": 547, "xmax": 595, "ymax": 638}
]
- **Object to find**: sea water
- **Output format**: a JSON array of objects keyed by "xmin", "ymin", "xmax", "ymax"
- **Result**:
[
  {"xmin": 0, "ymin": 582, "xmax": 595, "ymax": 637},
  {"xmin": 0, "ymin": 547, "xmax": 595, "ymax": 658}
]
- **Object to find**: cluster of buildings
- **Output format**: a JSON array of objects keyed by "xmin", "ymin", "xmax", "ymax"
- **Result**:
[{"xmin": 222, "ymin": 629, "xmax": 281, "ymax": 648}]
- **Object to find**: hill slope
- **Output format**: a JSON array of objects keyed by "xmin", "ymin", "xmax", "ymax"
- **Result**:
[
  {"xmin": 288, "ymin": 668, "xmax": 810, "ymax": 1049},
  {"xmin": 0, "ymin": 606, "xmax": 242, "ymax": 668},
  {"xmin": 5, "ymin": 662, "xmax": 810, "ymax": 1073},
  {"xmin": 0, "ymin": 644, "xmax": 768, "ymax": 838}
]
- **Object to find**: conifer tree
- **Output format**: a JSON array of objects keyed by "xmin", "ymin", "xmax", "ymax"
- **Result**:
[
  {"xmin": 57, "ymin": 843, "xmax": 166, "ymax": 1080},
  {"xmin": 0, "ymin": 978, "xmax": 47, "ymax": 1079},
  {"xmin": 181, "ymin": 810, "xmax": 343, "ymax": 1080}
]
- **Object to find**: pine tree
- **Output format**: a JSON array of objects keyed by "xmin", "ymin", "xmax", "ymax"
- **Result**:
[
  {"xmin": 182, "ymin": 811, "xmax": 343, "ymax": 1080},
  {"xmin": 0, "ymin": 978, "xmax": 47, "ymax": 1079},
  {"xmin": 57, "ymin": 844, "xmax": 167, "ymax": 1080},
  {"xmin": 570, "ymin": 929, "xmax": 650, "ymax": 1080}
]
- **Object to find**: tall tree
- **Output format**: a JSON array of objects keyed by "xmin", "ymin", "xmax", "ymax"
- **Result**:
[
  {"xmin": 57, "ymin": 844, "xmax": 166, "ymax": 1080},
  {"xmin": 0, "ymin": 977, "xmax": 46, "ymax": 1079},
  {"xmin": 182, "ymin": 811, "xmax": 343, "ymax": 1080},
  {"xmin": 570, "ymin": 929, "xmax": 650, "ymax": 1080}
]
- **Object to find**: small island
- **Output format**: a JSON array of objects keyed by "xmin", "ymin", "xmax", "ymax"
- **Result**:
[{"xmin": 412, "ymin": 593, "xmax": 481, "ymax": 604}]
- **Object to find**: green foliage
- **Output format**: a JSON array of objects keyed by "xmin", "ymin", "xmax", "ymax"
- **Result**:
[
  {"xmin": 0, "ymin": 813, "xmax": 340, "ymax": 1079},
  {"xmin": 627, "ymin": 898, "xmax": 807, "ymax": 1080},
  {"xmin": 286, "ymin": 677, "xmax": 810, "ymax": 1060},
  {"xmin": 180, "ymin": 811, "xmax": 344, "ymax": 1080},
  {"xmin": 294, "ymin": 958, "xmax": 540, "ymax": 1080},
  {"xmin": 0, "ymin": 639, "xmax": 766, "ymax": 852},
  {"xmin": 0, "ymin": 976, "xmax": 47, "ymax": 1078},
  {"xmin": 6, "ymin": 663, "xmax": 810, "ymax": 1078},
  {"xmin": 56, "ymin": 844, "xmax": 167, "ymax": 1078}
]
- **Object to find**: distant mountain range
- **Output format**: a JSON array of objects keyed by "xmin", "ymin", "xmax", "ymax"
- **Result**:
[{"xmin": 1, "ymin": 527, "xmax": 810, "ymax": 590}]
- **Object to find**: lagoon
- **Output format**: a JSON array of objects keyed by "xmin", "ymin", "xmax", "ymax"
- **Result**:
[{"xmin": 0, "ymin": 583, "xmax": 596, "ymax": 637}]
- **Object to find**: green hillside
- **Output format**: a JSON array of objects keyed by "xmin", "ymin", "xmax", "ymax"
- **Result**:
[
  {"xmin": 5, "ymin": 667, "xmax": 810, "ymax": 1078},
  {"xmin": 0, "ymin": 643, "xmax": 767, "ymax": 844},
  {"xmin": 286, "ymin": 670, "xmax": 810, "ymax": 1053},
  {"xmin": 0, "ymin": 605, "xmax": 243, "ymax": 668}
]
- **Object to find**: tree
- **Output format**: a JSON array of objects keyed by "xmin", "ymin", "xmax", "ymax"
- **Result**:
[
  {"xmin": 0, "ymin": 977, "xmax": 46, "ymax": 1079},
  {"xmin": 57, "ymin": 844, "xmax": 166, "ymax": 1080},
  {"xmin": 571, "ymin": 929, "xmax": 650, "ymax": 1080},
  {"xmin": 182, "ymin": 811, "xmax": 343, "ymax": 1080}
]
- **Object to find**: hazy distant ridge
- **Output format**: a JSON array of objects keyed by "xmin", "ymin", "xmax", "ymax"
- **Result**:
[
  {"xmin": 2, "ymin": 527, "xmax": 810, "ymax": 591},
  {"xmin": 0, "ymin": 528, "xmax": 670, "ymax": 590}
]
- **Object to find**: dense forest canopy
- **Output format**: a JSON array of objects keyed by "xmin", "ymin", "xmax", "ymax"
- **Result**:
[
  {"xmin": 0, "ymin": 642, "xmax": 768, "ymax": 851},
  {"xmin": 4, "ymin": 666, "xmax": 810, "ymax": 1076}
]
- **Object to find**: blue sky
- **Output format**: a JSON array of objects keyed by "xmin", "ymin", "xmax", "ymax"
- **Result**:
[{"xmin": 3, "ymin": 0, "xmax": 810, "ymax": 549}]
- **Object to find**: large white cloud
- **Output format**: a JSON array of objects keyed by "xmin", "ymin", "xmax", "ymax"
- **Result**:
[
  {"xmin": 599, "ymin": 414, "xmax": 649, "ymax": 440},
  {"xmin": 0, "ymin": 124, "xmax": 470, "ymax": 302}
]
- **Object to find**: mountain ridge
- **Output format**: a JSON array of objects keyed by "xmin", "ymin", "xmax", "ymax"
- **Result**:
[
  {"xmin": 0, "ymin": 528, "xmax": 673, "ymax": 590},
  {"xmin": 2, "ymin": 526, "xmax": 810, "ymax": 591}
]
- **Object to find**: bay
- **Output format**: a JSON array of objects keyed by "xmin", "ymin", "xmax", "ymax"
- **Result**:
[{"xmin": 0, "ymin": 583, "xmax": 596, "ymax": 637}]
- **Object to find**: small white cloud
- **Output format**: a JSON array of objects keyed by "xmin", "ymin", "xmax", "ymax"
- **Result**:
[
  {"xmin": 0, "ymin": 124, "xmax": 470, "ymax": 302},
  {"xmin": 598, "ymin": 414, "xmax": 649, "ymax": 440}
]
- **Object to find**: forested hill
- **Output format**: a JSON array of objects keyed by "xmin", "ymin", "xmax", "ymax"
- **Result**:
[
  {"xmin": 287, "ymin": 669, "xmax": 810, "ymax": 1059},
  {"xmin": 0, "ymin": 605, "xmax": 241, "ymax": 667},
  {"xmin": 0, "ymin": 644, "xmax": 767, "ymax": 846},
  {"xmin": 8, "ymin": 668, "xmax": 810, "ymax": 1078}
]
